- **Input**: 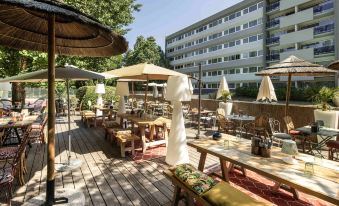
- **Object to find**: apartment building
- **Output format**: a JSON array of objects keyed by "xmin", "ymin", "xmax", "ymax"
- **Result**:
[{"xmin": 165, "ymin": 0, "xmax": 338, "ymax": 93}]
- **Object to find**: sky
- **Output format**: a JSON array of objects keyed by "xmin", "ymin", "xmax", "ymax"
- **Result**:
[{"xmin": 125, "ymin": 0, "xmax": 243, "ymax": 50}]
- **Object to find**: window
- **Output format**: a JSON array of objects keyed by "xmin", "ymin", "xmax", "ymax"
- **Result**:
[
  {"xmin": 249, "ymin": 67, "xmax": 257, "ymax": 73},
  {"xmin": 258, "ymin": 34, "xmax": 263, "ymax": 40},
  {"xmin": 249, "ymin": 35, "xmax": 257, "ymax": 42},
  {"xmin": 258, "ymin": 18, "xmax": 263, "ymax": 25},
  {"xmin": 243, "ymin": 38, "xmax": 249, "ymax": 44},
  {"xmin": 196, "ymin": 25, "xmax": 207, "ymax": 33},
  {"xmin": 249, "ymin": 4, "xmax": 257, "ymax": 12},
  {"xmin": 236, "ymin": 26, "xmax": 241, "ymax": 32},
  {"xmin": 258, "ymin": 2, "xmax": 264, "ymax": 8},
  {"xmin": 258, "ymin": 50, "xmax": 263, "ymax": 56},
  {"xmin": 243, "ymin": 23, "xmax": 249, "ymax": 29},
  {"xmin": 224, "ymin": 56, "xmax": 229, "ymax": 61},
  {"xmin": 218, "ymin": 71, "xmax": 222, "ymax": 75},
  {"xmin": 236, "ymin": 11, "xmax": 241, "ymax": 17},
  {"xmin": 209, "ymin": 45, "xmax": 222, "ymax": 52},
  {"xmin": 224, "ymin": 43, "xmax": 229, "ymax": 48},
  {"xmin": 229, "ymin": 27, "xmax": 235, "ymax": 34},
  {"xmin": 224, "ymin": 16, "xmax": 229, "ymax": 22},
  {"xmin": 224, "ymin": 30, "xmax": 229, "ymax": 35},
  {"xmin": 243, "ymin": 8, "xmax": 249, "ymax": 14},
  {"xmin": 229, "ymin": 13, "xmax": 236, "ymax": 20},
  {"xmin": 236, "ymin": 68, "xmax": 241, "ymax": 74},
  {"xmin": 249, "ymin": 20, "xmax": 257, "ymax": 27},
  {"xmin": 249, "ymin": 51, "xmax": 257, "ymax": 57},
  {"xmin": 203, "ymin": 72, "xmax": 206, "ymax": 77},
  {"xmin": 249, "ymin": 82, "xmax": 257, "ymax": 88},
  {"xmin": 243, "ymin": 68, "xmax": 249, "ymax": 73},
  {"xmin": 229, "ymin": 41, "xmax": 235, "ymax": 47},
  {"xmin": 229, "ymin": 83, "xmax": 235, "ymax": 89},
  {"xmin": 209, "ymin": 19, "xmax": 222, "ymax": 28},
  {"xmin": 236, "ymin": 40, "xmax": 241, "ymax": 45},
  {"xmin": 229, "ymin": 69, "xmax": 235, "ymax": 74},
  {"xmin": 258, "ymin": 67, "xmax": 263, "ymax": 72}
]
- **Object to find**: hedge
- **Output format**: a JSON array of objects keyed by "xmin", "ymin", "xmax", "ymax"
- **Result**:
[{"xmin": 76, "ymin": 86, "xmax": 118, "ymax": 109}]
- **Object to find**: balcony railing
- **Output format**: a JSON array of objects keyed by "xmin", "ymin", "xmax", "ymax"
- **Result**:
[
  {"xmin": 266, "ymin": 2, "xmax": 280, "ymax": 12},
  {"xmin": 266, "ymin": 36, "xmax": 280, "ymax": 45},
  {"xmin": 314, "ymin": 45, "xmax": 335, "ymax": 55},
  {"xmin": 314, "ymin": 2, "xmax": 334, "ymax": 15},
  {"xmin": 266, "ymin": 19, "xmax": 280, "ymax": 28},
  {"xmin": 314, "ymin": 24, "xmax": 334, "ymax": 35},
  {"xmin": 266, "ymin": 54, "xmax": 280, "ymax": 62}
]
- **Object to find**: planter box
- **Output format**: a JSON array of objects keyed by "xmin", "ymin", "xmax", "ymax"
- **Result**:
[
  {"xmin": 314, "ymin": 109, "xmax": 339, "ymax": 129},
  {"xmin": 219, "ymin": 102, "xmax": 233, "ymax": 116}
]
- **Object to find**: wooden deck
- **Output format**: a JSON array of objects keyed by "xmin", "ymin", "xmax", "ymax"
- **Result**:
[{"xmin": 5, "ymin": 115, "xmax": 218, "ymax": 206}]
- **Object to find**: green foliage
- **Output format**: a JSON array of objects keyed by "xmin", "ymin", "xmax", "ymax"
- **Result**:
[
  {"xmin": 0, "ymin": 47, "xmax": 21, "ymax": 77},
  {"xmin": 123, "ymin": 36, "xmax": 170, "ymax": 67},
  {"xmin": 219, "ymin": 90, "xmax": 233, "ymax": 102},
  {"xmin": 312, "ymin": 87, "xmax": 339, "ymax": 111},
  {"xmin": 76, "ymin": 86, "xmax": 117, "ymax": 109}
]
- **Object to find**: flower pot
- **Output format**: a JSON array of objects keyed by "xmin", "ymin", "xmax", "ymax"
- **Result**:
[
  {"xmin": 219, "ymin": 102, "xmax": 233, "ymax": 116},
  {"xmin": 314, "ymin": 109, "xmax": 339, "ymax": 129}
]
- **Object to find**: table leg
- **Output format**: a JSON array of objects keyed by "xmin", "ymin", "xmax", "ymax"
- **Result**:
[
  {"xmin": 272, "ymin": 182, "xmax": 299, "ymax": 200},
  {"xmin": 197, "ymin": 150, "xmax": 207, "ymax": 171},
  {"xmin": 149, "ymin": 125, "xmax": 155, "ymax": 141},
  {"xmin": 140, "ymin": 126, "xmax": 147, "ymax": 154},
  {"xmin": 220, "ymin": 159, "xmax": 230, "ymax": 182}
]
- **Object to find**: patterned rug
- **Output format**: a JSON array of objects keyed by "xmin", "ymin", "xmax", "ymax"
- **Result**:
[{"xmin": 130, "ymin": 147, "xmax": 334, "ymax": 206}]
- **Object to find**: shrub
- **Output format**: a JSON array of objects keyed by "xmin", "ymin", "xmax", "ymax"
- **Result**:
[{"xmin": 76, "ymin": 86, "xmax": 117, "ymax": 109}]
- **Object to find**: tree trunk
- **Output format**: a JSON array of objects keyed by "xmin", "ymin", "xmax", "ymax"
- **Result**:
[{"xmin": 11, "ymin": 83, "xmax": 25, "ymax": 108}]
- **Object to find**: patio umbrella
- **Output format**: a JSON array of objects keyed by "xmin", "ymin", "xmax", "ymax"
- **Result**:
[
  {"xmin": 256, "ymin": 76, "xmax": 277, "ymax": 102},
  {"xmin": 216, "ymin": 76, "xmax": 230, "ymax": 100},
  {"xmin": 104, "ymin": 63, "xmax": 186, "ymax": 110},
  {"xmin": 328, "ymin": 60, "xmax": 339, "ymax": 87},
  {"xmin": 256, "ymin": 55, "xmax": 336, "ymax": 116},
  {"xmin": 165, "ymin": 75, "xmax": 193, "ymax": 165},
  {"xmin": 0, "ymin": 0, "xmax": 127, "ymax": 204},
  {"xmin": 152, "ymin": 85, "xmax": 159, "ymax": 99},
  {"xmin": 0, "ymin": 65, "xmax": 114, "ymax": 171}
]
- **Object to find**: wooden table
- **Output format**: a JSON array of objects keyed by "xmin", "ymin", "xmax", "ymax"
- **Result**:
[
  {"xmin": 118, "ymin": 114, "xmax": 171, "ymax": 153},
  {"xmin": 187, "ymin": 135, "xmax": 339, "ymax": 205}
]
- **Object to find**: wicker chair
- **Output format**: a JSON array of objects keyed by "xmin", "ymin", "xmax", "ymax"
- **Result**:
[
  {"xmin": 216, "ymin": 114, "xmax": 236, "ymax": 135},
  {"xmin": 29, "ymin": 114, "xmax": 48, "ymax": 144},
  {"xmin": 0, "ymin": 126, "xmax": 30, "ymax": 204},
  {"xmin": 244, "ymin": 115, "xmax": 269, "ymax": 139}
]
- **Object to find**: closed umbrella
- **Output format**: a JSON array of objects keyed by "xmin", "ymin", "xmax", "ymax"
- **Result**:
[
  {"xmin": 256, "ymin": 76, "xmax": 277, "ymax": 102},
  {"xmin": 165, "ymin": 75, "xmax": 193, "ymax": 165},
  {"xmin": 256, "ymin": 55, "xmax": 336, "ymax": 116},
  {"xmin": 0, "ymin": 1, "xmax": 127, "ymax": 204},
  {"xmin": 0, "ymin": 65, "xmax": 114, "ymax": 172},
  {"xmin": 216, "ymin": 76, "xmax": 230, "ymax": 100},
  {"xmin": 152, "ymin": 85, "xmax": 159, "ymax": 99}
]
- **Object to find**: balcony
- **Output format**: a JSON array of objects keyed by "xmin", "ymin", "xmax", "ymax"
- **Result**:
[
  {"xmin": 266, "ymin": 2, "xmax": 280, "ymax": 12},
  {"xmin": 314, "ymin": 45, "xmax": 335, "ymax": 55},
  {"xmin": 266, "ymin": 19, "xmax": 280, "ymax": 29},
  {"xmin": 266, "ymin": 36, "xmax": 280, "ymax": 45},
  {"xmin": 314, "ymin": 24, "xmax": 334, "ymax": 35},
  {"xmin": 313, "ymin": 1, "xmax": 334, "ymax": 15},
  {"xmin": 266, "ymin": 54, "xmax": 280, "ymax": 62}
]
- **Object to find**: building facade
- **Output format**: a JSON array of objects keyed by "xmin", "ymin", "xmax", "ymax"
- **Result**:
[{"xmin": 165, "ymin": 0, "xmax": 338, "ymax": 93}]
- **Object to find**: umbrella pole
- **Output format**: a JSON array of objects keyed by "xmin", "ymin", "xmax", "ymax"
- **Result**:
[
  {"xmin": 196, "ymin": 63, "xmax": 202, "ymax": 139},
  {"xmin": 46, "ymin": 14, "xmax": 56, "ymax": 205},
  {"xmin": 66, "ymin": 79, "xmax": 71, "ymax": 163},
  {"xmin": 145, "ymin": 78, "xmax": 149, "ymax": 112},
  {"xmin": 285, "ymin": 73, "xmax": 292, "ymax": 117}
]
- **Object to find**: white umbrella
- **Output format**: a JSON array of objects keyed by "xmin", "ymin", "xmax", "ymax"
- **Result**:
[
  {"xmin": 152, "ymin": 85, "xmax": 159, "ymax": 99},
  {"xmin": 165, "ymin": 76, "xmax": 193, "ymax": 165},
  {"xmin": 115, "ymin": 81, "xmax": 130, "ymax": 125},
  {"xmin": 0, "ymin": 64, "xmax": 114, "ymax": 171},
  {"xmin": 216, "ymin": 76, "xmax": 231, "ymax": 100},
  {"xmin": 256, "ymin": 76, "xmax": 277, "ymax": 102}
]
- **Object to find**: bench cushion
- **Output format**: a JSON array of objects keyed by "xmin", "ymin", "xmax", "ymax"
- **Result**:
[
  {"xmin": 202, "ymin": 181, "xmax": 268, "ymax": 206},
  {"xmin": 174, "ymin": 164, "xmax": 216, "ymax": 195}
]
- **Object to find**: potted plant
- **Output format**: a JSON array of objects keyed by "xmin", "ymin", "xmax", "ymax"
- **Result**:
[
  {"xmin": 218, "ymin": 90, "xmax": 234, "ymax": 115},
  {"xmin": 312, "ymin": 87, "xmax": 339, "ymax": 129}
]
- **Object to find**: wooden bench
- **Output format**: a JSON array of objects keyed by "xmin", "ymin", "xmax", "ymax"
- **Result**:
[
  {"xmin": 116, "ymin": 132, "xmax": 140, "ymax": 157},
  {"xmin": 163, "ymin": 169, "xmax": 270, "ymax": 206}
]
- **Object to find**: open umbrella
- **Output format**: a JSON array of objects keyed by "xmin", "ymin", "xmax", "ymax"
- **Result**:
[
  {"xmin": 0, "ymin": 0, "xmax": 127, "ymax": 204},
  {"xmin": 256, "ymin": 55, "xmax": 336, "ymax": 116},
  {"xmin": 328, "ymin": 60, "xmax": 339, "ymax": 87},
  {"xmin": 0, "ymin": 65, "xmax": 114, "ymax": 172},
  {"xmin": 104, "ymin": 63, "xmax": 186, "ymax": 110},
  {"xmin": 256, "ymin": 76, "xmax": 277, "ymax": 102}
]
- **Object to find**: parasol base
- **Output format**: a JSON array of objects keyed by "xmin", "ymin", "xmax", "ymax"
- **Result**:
[
  {"xmin": 55, "ymin": 159, "xmax": 82, "ymax": 172},
  {"xmin": 23, "ymin": 188, "xmax": 85, "ymax": 206}
]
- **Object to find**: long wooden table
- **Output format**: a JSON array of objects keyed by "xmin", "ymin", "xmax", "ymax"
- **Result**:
[
  {"xmin": 187, "ymin": 135, "xmax": 339, "ymax": 205},
  {"xmin": 117, "ymin": 113, "xmax": 171, "ymax": 153}
]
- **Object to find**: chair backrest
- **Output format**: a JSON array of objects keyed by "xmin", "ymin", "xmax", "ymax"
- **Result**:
[
  {"xmin": 283, "ymin": 116, "xmax": 295, "ymax": 132},
  {"xmin": 268, "ymin": 118, "xmax": 281, "ymax": 134},
  {"xmin": 216, "ymin": 108, "xmax": 225, "ymax": 116},
  {"xmin": 255, "ymin": 115, "xmax": 269, "ymax": 127}
]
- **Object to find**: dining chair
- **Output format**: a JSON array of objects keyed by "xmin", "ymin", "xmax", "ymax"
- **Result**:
[
  {"xmin": 283, "ymin": 116, "xmax": 307, "ymax": 152},
  {"xmin": 29, "ymin": 114, "xmax": 48, "ymax": 144},
  {"xmin": 244, "ymin": 115, "xmax": 269, "ymax": 139},
  {"xmin": 268, "ymin": 118, "xmax": 292, "ymax": 147},
  {"xmin": 216, "ymin": 114, "xmax": 236, "ymax": 135}
]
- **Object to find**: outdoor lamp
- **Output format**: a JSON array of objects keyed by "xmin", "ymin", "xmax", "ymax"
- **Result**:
[
  {"xmin": 281, "ymin": 140, "xmax": 299, "ymax": 164},
  {"xmin": 165, "ymin": 75, "xmax": 193, "ymax": 166},
  {"xmin": 95, "ymin": 83, "xmax": 105, "ymax": 116}
]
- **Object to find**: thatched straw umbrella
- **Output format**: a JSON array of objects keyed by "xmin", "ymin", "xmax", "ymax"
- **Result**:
[
  {"xmin": 328, "ymin": 60, "xmax": 339, "ymax": 87},
  {"xmin": 256, "ymin": 55, "xmax": 336, "ymax": 116},
  {"xmin": 0, "ymin": 0, "xmax": 127, "ymax": 205}
]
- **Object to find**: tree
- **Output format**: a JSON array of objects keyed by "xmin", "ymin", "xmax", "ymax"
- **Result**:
[{"xmin": 124, "ymin": 36, "xmax": 170, "ymax": 68}]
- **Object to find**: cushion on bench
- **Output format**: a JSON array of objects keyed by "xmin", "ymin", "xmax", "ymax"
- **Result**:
[
  {"xmin": 174, "ymin": 164, "xmax": 216, "ymax": 195},
  {"xmin": 202, "ymin": 181, "xmax": 268, "ymax": 206}
]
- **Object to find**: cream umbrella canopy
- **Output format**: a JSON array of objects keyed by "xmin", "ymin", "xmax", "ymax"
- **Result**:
[
  {"xmin": 328, "ymin": 60, "xmax": 339, "ymax": 87},
  {"xmin": 256, "ymin": 76, "xmax": 277, "ymax": 102},
  {"xmin": 256, "ymin": 55, "xmax": 336, "ymax": 116},
  {"xmin": 0, "ymin": 1, "xmax": 127, "ymax": 204}
]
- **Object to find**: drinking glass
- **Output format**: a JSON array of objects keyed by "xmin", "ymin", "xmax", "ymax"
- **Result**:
[
  {"xmin": 304, "ymin": 162, "xmax": 314, "ymax": 177},
  {"xmin": 314, "ymin": 154, "xmax": 323, "ymax": 165},
  {"xmin": 236, "ymin": 133, "xmax": 241, "ymax": 142},
  {"xmin": 223, "ymin": 140, "xmax": 229, "ymax": 150}
]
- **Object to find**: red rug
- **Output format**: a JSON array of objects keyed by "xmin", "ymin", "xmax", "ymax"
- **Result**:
[{"xmin": 129, "ymin": 145, "xmax": 166, "ymax": 162}]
